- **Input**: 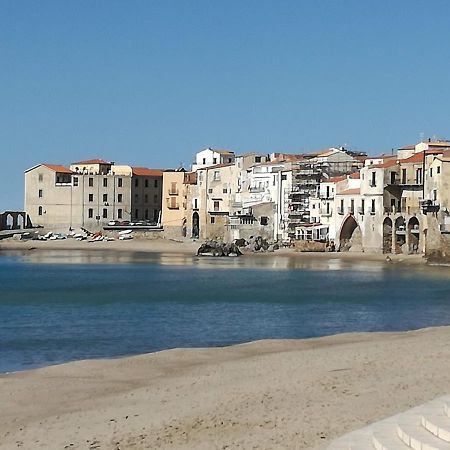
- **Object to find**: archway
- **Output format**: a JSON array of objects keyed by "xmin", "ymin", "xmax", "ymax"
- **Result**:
[
  {"xmin": 6, "ymin": 214, "xmax": 13, "ymax": 230},
  {"xmin": 17, "ymin": 214, "xmax": 24, "ymax": 229},
  {"xmin": 408, "ymin": 217, "xmax": 420, "ymax": 254},
  {"xmin": 192, "ymin": 212, "xmax": 199, "ymax": 238},
  {"xmin": 339, "ymin": 215, "xmax": 361, "ymax": 251},
  {"xmin": 394, "ymin": 216, "xmax": 406, "ymax": 253},
  {"xmin": 383, "ymin": 217, "xmax": 393, "ymax": 254}
]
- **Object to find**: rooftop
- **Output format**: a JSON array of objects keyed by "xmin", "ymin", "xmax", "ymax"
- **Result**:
[
  {"xmin": 41, "ymin": 164, "xmax": 73, "ymax": 174},
  {"xmin": 132, "ymin": 167, "xmax": 163, "ymax": 177},
  {"xmin": 72, "ymin": 158, "xmax": 111, "ymax": 165}
]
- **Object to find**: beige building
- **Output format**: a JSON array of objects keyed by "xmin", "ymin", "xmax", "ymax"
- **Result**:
[
  {"xmin": 25, "ymin": 158, "xmax": 162, "ymax": 232},
  {"xmin": 161, "ymin": 169, "xmax": 188, "ymax": 238}
]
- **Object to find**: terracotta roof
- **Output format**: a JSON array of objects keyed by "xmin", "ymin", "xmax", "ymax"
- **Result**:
[
  {"xmin": 349, "ymin": 172, "xmax": 360, "ymax": 179},
  {"xmin": 400, "ymin": 152, "xmax": 424, "ymax": 164},
  {"xmin": 132, "ymin": 167, "xmax": 163, "ymax": 176},
  {"xmin": 370, "ymin": 159, "xmax": 398, "ymax": 169},
  {"xmin": 326, "ymin": 175, "xmax": 346, "ymax": 183},
  {"xmin": 339, "ymin": 188, "xmax": 360, "ymax": 195},
  {"xmin": 317, "ymin": 149, "xmax": 339, "ymax": 157},
  {"xmin": 72, "ymin": 158, "xmax": 111, "ymax": 165},
  {"xmin": 42, "ymin": 164, "xmax": 73, "ymax": 174}
]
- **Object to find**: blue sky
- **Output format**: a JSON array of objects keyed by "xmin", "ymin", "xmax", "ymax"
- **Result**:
[{"xmin": 1, "ymin": 0, "xmax": 450, "ymax": 210}]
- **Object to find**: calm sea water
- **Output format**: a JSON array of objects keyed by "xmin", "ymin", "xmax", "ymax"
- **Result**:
[{"xmin": 1, "ymin": 250, "xmax": 450, "ymax": 373}]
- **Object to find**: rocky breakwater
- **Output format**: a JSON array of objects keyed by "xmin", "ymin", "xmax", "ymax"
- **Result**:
[{"xmin": 196, "ymin": 236, "xmax": 280, "ymax": 257}]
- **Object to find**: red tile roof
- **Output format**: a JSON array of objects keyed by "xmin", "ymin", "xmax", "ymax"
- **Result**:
[
  {"xmin": 339, "ymin": 188, "xmax": 360, "ymax": 195},
  {"xmin": 370, "ymin": 159, "xmax": 398, "ymax": 169},
  {"xmin": 42, "ymin": 164, "xmax": 73, "ymax": 174},
  {"xmin": 399, "ymin": 152, "xmax": 424, "ymax": 164},
  {"xmin": 326, "ymin": 175, "xmax": 346, "ymax": 183},
  {"xmin": 349, "ymin": 172, "xmax": 360, "ymax": 179},
  {"xmin": 132, "ymin": 167, "xmax": 163, "ymax": 177},
  {"xmin": 72, "ymin": 159, "xmax": 111, "ymax": 165}
]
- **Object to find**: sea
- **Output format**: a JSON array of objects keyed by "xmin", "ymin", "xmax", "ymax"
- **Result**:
[{"xmin": 1, "ymin": 250, "xmax": 450, "ymax": 374}]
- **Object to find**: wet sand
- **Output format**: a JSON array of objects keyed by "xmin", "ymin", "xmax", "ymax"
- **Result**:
[
  {"xmin": 1, "ymin": 327, "xmax": 450, "ymax": 449},
  {"xmin": 0, "ymin": 237, "xmax": 426, "ymax": 266}
]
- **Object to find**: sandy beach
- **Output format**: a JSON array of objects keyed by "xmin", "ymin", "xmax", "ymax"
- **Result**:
[
  {"xmin": 0, "ymin": 236, "xmax": 426, "ymax": 266},
  {"xmin": 1, "ymin": 326, "xmax": 450, "ymax": 450}
]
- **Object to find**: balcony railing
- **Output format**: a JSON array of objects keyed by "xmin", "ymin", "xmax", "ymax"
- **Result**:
[
  {"xmin": 337, "ymin": 207, "xmax": 344, "ymax": 215},
  {"xmin": 358, "ymin": 207, "xmax": 364, "ymax": 215},
  {"xmin": 168, "ymin": 189, "xmax": 179, "ymax": 196},
  {"xmin": 421, "ymin": 200, "xmax": 440, "ymax": 214}
]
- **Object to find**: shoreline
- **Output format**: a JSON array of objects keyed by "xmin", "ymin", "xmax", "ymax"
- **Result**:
[
  {"xmin": 0, "ymin": 237, "xmax": 427, "ymax": 266},
  {"xmin": 2, "ymin": 326, "xmax": 450, "ymax": 449}
]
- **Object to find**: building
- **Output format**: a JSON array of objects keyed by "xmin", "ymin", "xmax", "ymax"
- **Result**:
[
  {"xmin": 161, "ymin": 169, "xmax": 187, "ymax": 239},
  {"xmin": 191, "ymin": 148, "xmax": 235, "ymax": 171},
  {"xmin": 25, "ymin": 158, "xmax": 162, "ymax": 232}
]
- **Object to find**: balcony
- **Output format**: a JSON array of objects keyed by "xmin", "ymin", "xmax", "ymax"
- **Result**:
[
  {"xmin": 369, "ymin": 208, "xmax": 376, "ymax": 215},
  {"xmin": 337, "ymin": 207, "xmax": 344, "ymax": 215},
  {"xmin": 358, "ymin": 207, "xmax": 364, "ymax": 215},
  {"xmin": 168, "ymin": 188, "xmax": 179, "ymax": 196},
  {"xmin": 421, "ymin": 200, "xmax": 440, "ymax": 214}
]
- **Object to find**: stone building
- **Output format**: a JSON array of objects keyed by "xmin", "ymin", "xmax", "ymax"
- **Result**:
[{"xmin": 25, "ymin": 159, "xmax": 162, "ymax": 232}]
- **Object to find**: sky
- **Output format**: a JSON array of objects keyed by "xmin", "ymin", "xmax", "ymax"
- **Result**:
[{"xmin": 2, "ymin": 0, "xmax": 450, "ymax": 210}]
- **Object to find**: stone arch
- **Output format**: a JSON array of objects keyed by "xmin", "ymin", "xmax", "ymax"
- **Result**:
[
  {"xmin": 394, "ymin": 216, "xmax": 406, "ymax": 253},
  {"xmin": 17, "ymin": 213, "xmax": 24, "ymax": 229},
  {"xmin": 383, "ymin": 217, "xmax": 393, "ymax": 254},
  {"xmin": 408, "ymin": 216, "xmax": 420, "ymax": 254},
  {"xmin": 339, "ymin": 215, "xmax": 362, "ymax": 252},
  {"xmin": 192, "ymin": 212, "xmax": 199, "ymax": 238},
  {"xmin": 6, "ymin": 214, "xmax": 13, "ymax": 230}
]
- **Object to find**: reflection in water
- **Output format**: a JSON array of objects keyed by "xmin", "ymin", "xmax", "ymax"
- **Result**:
[{"xmin": 19, "ymin": 249, "xmax": 388, "ymax": 274}]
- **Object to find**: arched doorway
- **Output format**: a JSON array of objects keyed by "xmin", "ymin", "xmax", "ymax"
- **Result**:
[
  {"xmin": 383, "ymin": 217, "xmax": 393, "ymax": 253},
  {"xmin": 339, "ymin": 215, "xmax": 361, "ymax": 251},
  {"xmin": 408, "ymin": 217, "xmax": 420, "ymax": 254},
  {"xmin": 192, "ymin": 212, "xmax": 199, "ymax": 238},
  {"xmin": 394, "ymin": 216, "xmax": 406, "ymax": 253},
  {"xmin": 17, "ymin": 214, "xmax": 24, "ymax": 229}
]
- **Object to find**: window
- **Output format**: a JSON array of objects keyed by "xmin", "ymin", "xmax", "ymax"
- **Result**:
[
  {"xmin": 371, "ymin": 199, "xmax": 376, "ymax": 214},
  {"xmin": 370, "ymin": 172, "xmax": 376, "ymax": 187},
  {"xmin": 213, "ymin": 158, "xmax": 217, "ymax": 164},
  {"xmin": 73, "ymin": 177, "xmax": 78, "ymax": 187},
  {"xmin": 228, "ymin": 158, "xmax": 232, "ymax": 163},
  {"xmin": 260, "ymin": 216, "xmax": 268, "ymax": 226},
  {"xmin": 326, "ymin": 186, "xmax": 330, "ymax": 198},
  {"xmin": 145, "ymin": 179, "xmax": 149, "ymax": 188},
  {"xmin": 402, "ymin": 169, "xmax": 406, "ymax": 184},
  {"xmin": 360, "ymin": 199, "xmax": 365, "ymax": 214},
  {"xmin": 416, "ymin": 168, "xmax": 423, "ymax": 184},
  {"xmin": 194, "ymin": 198, "xmax": 198, "ymax": 209},
  {"xmin": 154, "ymin": 179, "xmax": 158, "ymax": 188},
  {"xmin": 281, "ymin": 174, "xmax": 287, "ymax": 181},
  {"xmin": 350, "ymin": 199, "xmax": 354, "ymax": 214},
  {"xmin": 135, "ymin": 178, "xmax": 139, "ymax": 187},
  {"xmin": 38, "ymin": 206, "xmax": 43, "ymax": 216},
  {"xmin": 255, "ymin": 156, "xmax": 261, "ymax": 163},
  {"xmin": 88, "ymin": 208, "xmax": 93, "ymax": 218},
  {"xmin": 202, "ymin": 158, "xmax": 206, "ymax": 164},
  {"xmin": 213, "ymin": 171, "xmax": 220, "ymax": 181},
  {"xmin": 430, "ymin": 168, "xmax": 433, "ymax": 178},
  {"xmin": 223, "ymin": 188, "xmax": 227, "ymax": 193},
  {"xmin": 88, "ymin": 194, "xmax": 94, "ymax": 202},
  {"xmin": 433, "ymin": 189, "xmax": 437, "ymax": 202},
  {"xmin": 154, "ymin": 194, "xmax": 158, "ymax": 203},
  {"xmin": 38, "ymin": 173, "xmax": 43, "ymax": 182},
  {"xmin": 144, "ymin": 194, "xmax": 148, "ymax": 203},
  {"xmin": 102, "ymin": 208, "xmax": 108, "ymax": 219},
  {"xmin": 89, "ymin": 177, "xmax": 94, "ymax": 187},
  {"xmin": 118, "ymin": 178, "xmax": 123, "ymax": 187},
  {"xmin": 208, "ymin": 188, "xmax": 213, "ymax": 193},
  {"xmin": 390, "ymin": 171, "xmax": 396, "ymax": 184},
  {"xmin": 437, "ymin": 166, "xmax": 441, "ymax": 174},
  {"xmin": 38, "ymin": 189, "xmax": 43, "ymax": 198},
  {"xmin": 118, "ymin": 209, "xmax": 123, "ymax": 219},
  {"xmin": 103, "ymin": 178, "xmax": 108, "ymax": 187},
  {"xmin": 135, "ymin": 209, "xmax": 139, "ymax": 219},
  {"xmin": 214, "ymin": 201, "xmax": 220, "ymax": 211},
  {"xmin": 103, "ymin": 194, "xmax": 108, "ymax": 202},
  {"xmin": 210, "ymin": 216, "xmax": 215, "ymax": 224},
  {"xmin": 118, "ymin": 193, "xmax": 122, "ymax": 203}
]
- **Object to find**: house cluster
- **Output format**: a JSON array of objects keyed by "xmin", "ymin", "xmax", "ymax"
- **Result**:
[{"xmin": 24, "ymin": 139, "xmax": 450, "ymax": 256}]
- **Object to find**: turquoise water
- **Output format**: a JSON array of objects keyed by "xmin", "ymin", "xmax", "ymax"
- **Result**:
[{"xmin": 1, "ymin": 250, "xmax": 450, "ymax": 373}]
